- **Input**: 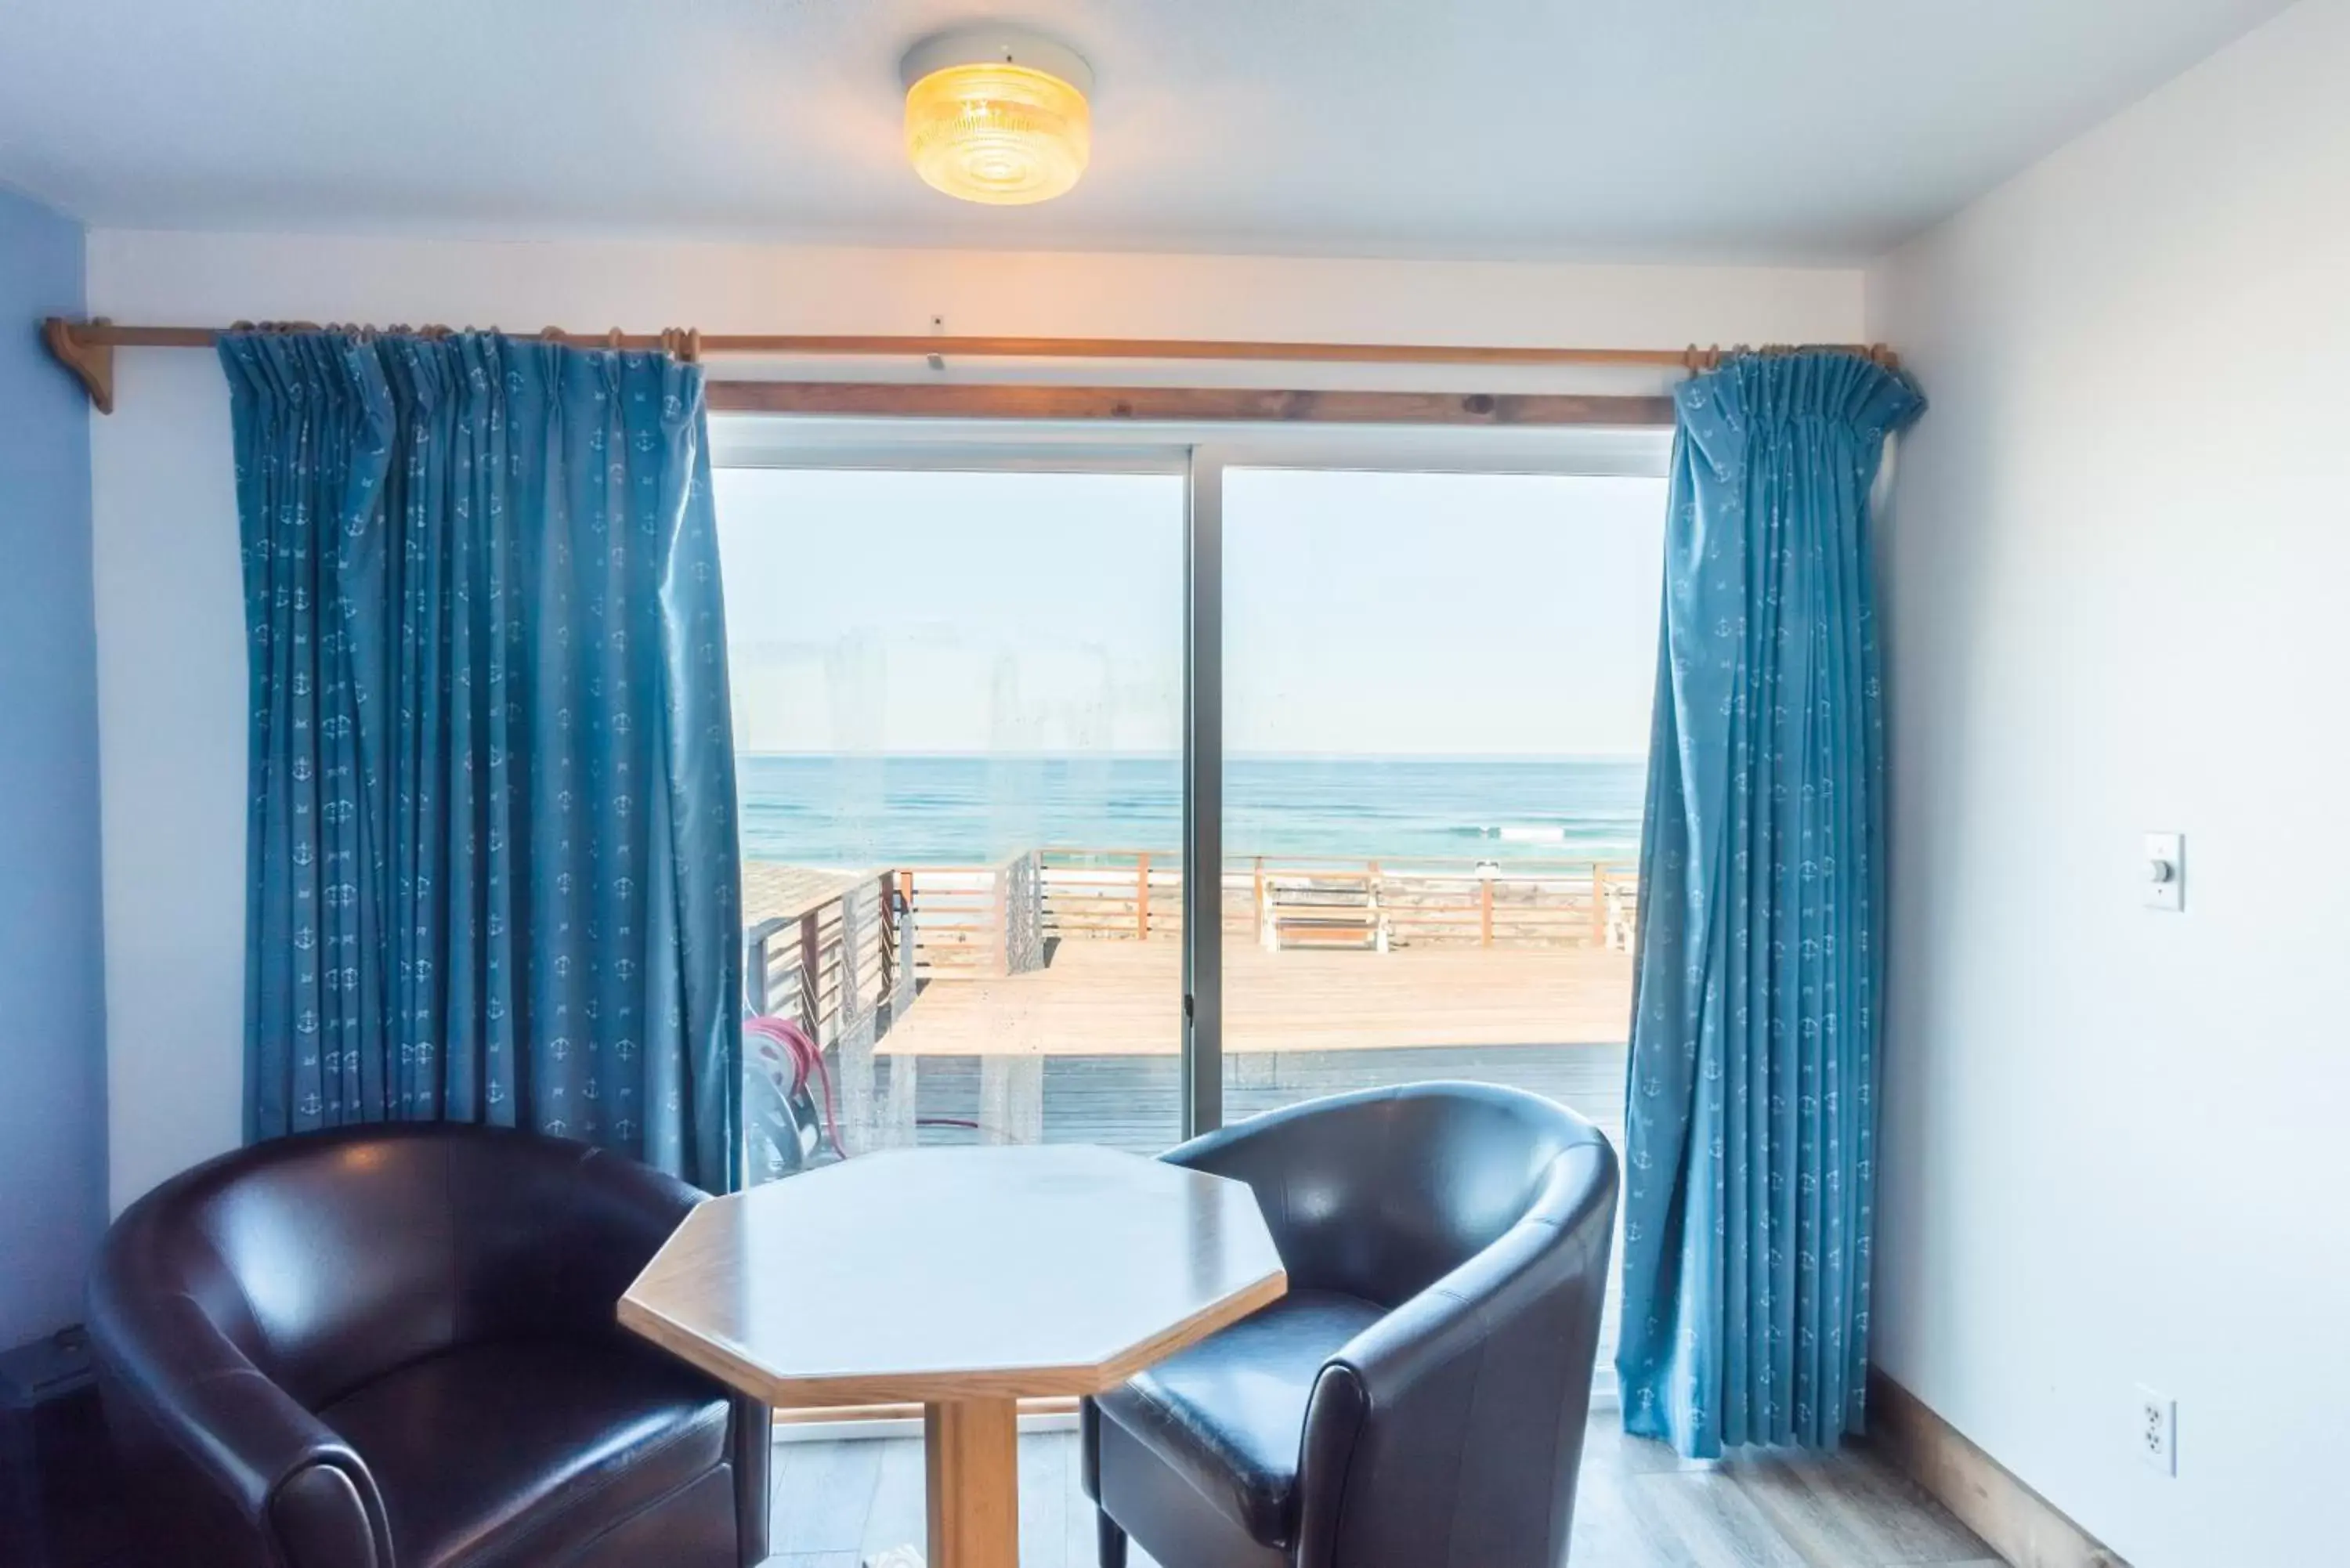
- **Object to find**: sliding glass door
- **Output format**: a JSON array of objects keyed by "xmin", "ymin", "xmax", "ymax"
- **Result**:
[
  {"xmin": 1206, "ymin": 461, "xmax": 1662, "ymax": 1382},
  {"xmin": 714, "ymin": 462, "xmax": 1188, "ymax": 1180},
  {"xmin": 1213, "ymin": 465, "xmax": 1661, "ymax": 1133},
  {"xmin": 710, "ymin": 430, "xmax": 1667, "ymax": 1201}
]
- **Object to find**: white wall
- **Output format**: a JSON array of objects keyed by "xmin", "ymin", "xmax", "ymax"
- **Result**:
[
  {"xmin": 1864, "ymin": 2, "xmax": 2348, "ymax": 1563},
  {"xmin": 0, "ymin": 186, "xmax": 105, "ymax": 1348},
  {"xmin": 88, "ymin": 233, "xmax": 1863, "ymax": 1210}
]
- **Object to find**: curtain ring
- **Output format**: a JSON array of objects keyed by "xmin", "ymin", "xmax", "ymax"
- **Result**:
[
  {"xmin": 606, "ymin": 327, "xmax": 625, "ymax": 351},
  {"xmin": 683, "ymin": 327, "xmax": 703, "ymax": 365}
]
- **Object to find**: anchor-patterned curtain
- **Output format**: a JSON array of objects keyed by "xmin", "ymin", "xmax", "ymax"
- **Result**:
[
  {"xmin": 1617, "ymin": 349, "xmax": 1923, "ymax": 1456},
  {"xmin": 223, "ymin": 331, "xmax": 742, "ymax": 1190}
]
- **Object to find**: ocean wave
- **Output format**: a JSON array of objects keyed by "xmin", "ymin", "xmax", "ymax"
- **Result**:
[{"xmin": 1454, "ymin": 824, "xmax": 1571, "ymax": 843}]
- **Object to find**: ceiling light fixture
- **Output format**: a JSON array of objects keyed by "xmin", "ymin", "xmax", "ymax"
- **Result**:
[{"xmin": 901, "ymin": 27, "xmax": 1093, "ymax": 206}]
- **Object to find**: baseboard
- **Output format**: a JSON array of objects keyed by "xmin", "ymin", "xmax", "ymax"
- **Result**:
[{"xmin": 1867, "ymin": 1368, "xmax": 2130, "ymax": 1568}]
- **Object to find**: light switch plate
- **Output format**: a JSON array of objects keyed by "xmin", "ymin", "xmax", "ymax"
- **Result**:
[{"xmin": 2145, "ymin": 833, "xmax": 2184, "ymax": 912}]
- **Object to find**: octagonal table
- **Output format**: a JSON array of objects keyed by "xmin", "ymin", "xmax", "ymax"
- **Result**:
[{"xmin": 619, "ymin": 1144, "xmax": 1288, "ymax": 1568}]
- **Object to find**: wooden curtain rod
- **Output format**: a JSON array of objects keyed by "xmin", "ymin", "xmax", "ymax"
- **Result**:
[
  {"xmin": 704, "ymin": 380, "xmax": 1677, "ymax": 427},
  {"xmin": 40, "ymin": 316, "xmax": 1893, "ymax": 419}
]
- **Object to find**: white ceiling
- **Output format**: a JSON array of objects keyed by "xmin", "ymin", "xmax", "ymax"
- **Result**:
[{"xmin": 0, "ymin": 0, "xmax": 2291, "ymax": 263}]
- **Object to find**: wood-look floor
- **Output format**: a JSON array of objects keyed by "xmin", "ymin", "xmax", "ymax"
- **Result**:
[{"xmin": 761, "ymin": 1417, "xmax": 1999, "ymax": 1568}]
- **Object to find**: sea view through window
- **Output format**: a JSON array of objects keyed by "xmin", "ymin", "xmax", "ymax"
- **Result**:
[{"xmin": 714, "ymin": 461, "xmax": 1660, "ymax": 1207}]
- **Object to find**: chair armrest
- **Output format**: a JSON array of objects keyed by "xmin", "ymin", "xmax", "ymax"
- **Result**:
[
  {"xmin": 572, "ymin": 1144, "xmax": 707, "ymax": 1274},
  {"xmin": 466, "ymin": 1140, "xmax": 707, "ymax": 1340},
  {"xmin": 89, "ymin": 1287, "xmax": 391, "ymax": 1568},
  {"xmin": 1292, "ymin": 1140, "xmax": 1618, "ymax": 1568},
  {"xmin": 1328, "ymin": 1133, "xmax": 1615, "ymax": 1404},
  {"xmin": 1157, "ymin": 1108, "xmax": 1327, "ymax": 1260},
  {"xmin": 1158, "ymin": 1112, "xmax": 1278, "ymax": 1180},
  {"xmin": 1318, "ymin": 1223, "xmax": 1547, "ymax": 1418}
]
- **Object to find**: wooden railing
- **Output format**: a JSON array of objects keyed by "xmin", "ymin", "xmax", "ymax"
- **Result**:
[
  {"xmin": 1363, "ymin": 858, "xmax": 1639, "ymax": 951},
  {"xmin": 750, "ymin": 851, "xmax": 1639, "ymax": 1017},
  {"xmin": 1036, "ymin": 848, "xmax": 1198, "ymax": 941},
  {"xmin": 1021, "ymin": 849, "xmax": 1638, "ymax": 953},
  {"xmin": 896, "ymin": 851, "xmax": 1047, "ymax": 979},
  {"xmin": 743, "ymin": 871, "xmax": 910, "ymax": 1047}
]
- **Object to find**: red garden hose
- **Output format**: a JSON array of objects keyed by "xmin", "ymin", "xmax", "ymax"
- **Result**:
[{"xmin": 743, "ymin": 1015, "xmax": 844, "ymax": 1159}]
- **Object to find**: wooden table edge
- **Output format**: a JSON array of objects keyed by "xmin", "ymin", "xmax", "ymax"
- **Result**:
[{"xmin": 616, "ymin": 1264, "xmax": 1289, "ymax": 1408}]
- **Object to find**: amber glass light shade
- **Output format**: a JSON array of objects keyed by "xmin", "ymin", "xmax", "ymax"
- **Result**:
[{"xmin": 904, "ymin": 62, "xmax": 1091, "ymax": 205}]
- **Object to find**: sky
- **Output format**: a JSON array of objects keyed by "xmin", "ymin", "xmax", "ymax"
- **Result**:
[{"xmin": 714, "ymin": 465, "xmax": 1665, "ymax": 758}]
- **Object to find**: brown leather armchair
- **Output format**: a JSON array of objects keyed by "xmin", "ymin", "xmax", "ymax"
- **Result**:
[
  {"xmin": 1082, "ymin": 1082, "xmax": 1618, "ymax": 1568},
  {"xmin": 85, "ymin": 1124, "xmax": 768, "ymax": 1568}
]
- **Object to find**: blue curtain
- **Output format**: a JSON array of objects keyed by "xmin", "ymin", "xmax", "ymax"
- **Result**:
[
  {"xmin": 223, "ymin": 331, "xmax": 742, "ymax": 1190},
  {"xmin": 1617, "ymin": 349, "xmax": 1924, "ymax": 1456}
]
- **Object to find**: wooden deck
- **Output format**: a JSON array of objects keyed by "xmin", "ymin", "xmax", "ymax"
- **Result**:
[
  {"xmin": 888, "ymin": 1042, "xmax": 1627, "ymax": 1158},
  {"xmin": 743, "ymin": 862, "xmax": 874, "ymax": 927},
  {"xmin": 874, "ymin": 938, "xmax": 1635, "ymax": 1057},
  {"xmin": 779, "ymin": 935, "xmax": 1633, "ymax": 1192}
]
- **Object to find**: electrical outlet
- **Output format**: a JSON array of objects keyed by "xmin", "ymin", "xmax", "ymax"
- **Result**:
[{"xmin": 2135, "ymin": 1386, "xmax": 2177, "ymax": 1476}]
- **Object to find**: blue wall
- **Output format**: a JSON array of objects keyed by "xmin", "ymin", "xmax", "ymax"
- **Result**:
[{"xmin": 0, "ymin": 186, "xmax": 103, "ymax": 1349}]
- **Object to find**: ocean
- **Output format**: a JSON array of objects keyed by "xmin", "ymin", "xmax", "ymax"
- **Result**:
[{"xmin": 736, "ymin": 754, "xmax": 1647, "ymax": 868}]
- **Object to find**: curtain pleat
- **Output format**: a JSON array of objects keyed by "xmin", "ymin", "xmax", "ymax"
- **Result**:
[
  {"xmin": 223, "ymin": 331, "xmax": 742, "ymax": 1190},
  {"xmin": 1617, "ymin": 349, "xmax": 1923, "ymax": 1456}
]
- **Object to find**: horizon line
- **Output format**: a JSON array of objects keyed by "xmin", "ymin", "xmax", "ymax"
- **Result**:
[{"xmin": 733, "ymin": 749, "xmax": 1648, "ymax": 763}]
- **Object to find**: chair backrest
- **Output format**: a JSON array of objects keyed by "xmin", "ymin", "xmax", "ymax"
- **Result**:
[
  {"xmin": 1175, "ymin": 1085, "xmax": 1618, "ymax": 1568},
  {"xmin": 92, "ymin": 1123, "xmax": 683, "ymax": 1408},
  {"xmin": 1172, "ymin": 1082, "xmax": 1598, "ymax": 1308}
]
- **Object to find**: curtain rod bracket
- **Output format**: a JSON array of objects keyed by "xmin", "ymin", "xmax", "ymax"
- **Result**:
[{"xmin": 43, "ymin": 317, "xmax": 116, "ymax": 414}]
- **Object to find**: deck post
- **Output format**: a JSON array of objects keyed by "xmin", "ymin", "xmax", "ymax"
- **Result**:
[
  {"xmin": 837, "ymin": 880, "xmax": 879, "ymax": 1151},
  {"xmin": 897, "ymin": 869, "xmax": 917, "ymax": 986},
  {"xmin": 747, "ymin": 929, "xmax": 771, "ymax": 1014},
  {"xmin": 1480, "ymin": 878, "xmax": 1495, "ymax": 947},
  {"xmin": 986, "ymin": 862, "xmax": 1007, "ymax": 977},
  {"xmin": 874, "ymin": 873, "xmax": 896, "ymax": 1024},
  {"xmin": 800, "ymin": 909, "xmax": 823, "ymax": 1038},
  {"xmin": 1589, "ymin": 865, "xmax": 1608, "ymax": 948},
  {"xmin": 1137, "ymin": 851, "xmax": 1152, "ymax": 941},
  {"xmin": 882, "ymin": 1050, "xmax": 918, "ymax": 1150}
]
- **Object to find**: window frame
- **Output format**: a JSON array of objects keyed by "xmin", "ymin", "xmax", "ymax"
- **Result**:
[{"xmin": 709, "ymin": 414, "xmax": 1673, "ymax": 1141}]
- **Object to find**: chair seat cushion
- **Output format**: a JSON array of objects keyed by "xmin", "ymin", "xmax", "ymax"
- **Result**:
[
  {"xmin": 319, "ymin": 1336, "xmax": 731, "ymax": 1568},
  {"xmin": 1094, "ymin": 1290, "xmax": 1383, "ymax": 1548}
]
